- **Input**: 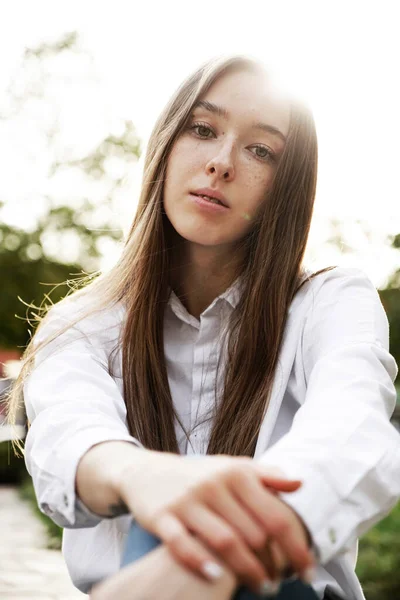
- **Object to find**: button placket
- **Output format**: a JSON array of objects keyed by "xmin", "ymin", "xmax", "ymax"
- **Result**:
[
  {"xmin": 328, "ymin": 527, "xmax": 337, "ymax": 544},
  {"xmin": 190, "ymin": 327, "xmax": 203, "ymax": 452},
  {"xmin": 190, "ymin": 314, "xmax": 220, "ymax": 454}
]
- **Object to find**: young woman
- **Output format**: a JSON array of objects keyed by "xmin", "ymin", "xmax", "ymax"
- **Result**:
[{"xmin": 6, "ymin": 55, "xmax": 400, "ymax": 600}]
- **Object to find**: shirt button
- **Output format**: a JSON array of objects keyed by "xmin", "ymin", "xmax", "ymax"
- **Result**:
[
  {"xmin": 41, "ymin": 502, "xmax": 54, "ymax": 516},
  {"xmin": 63, "ymin": 494, "xmax": 69, "ymax": 507},
  {"xmin": 328, "ymin": 528, "xmax": 337, "ymax": 544}
]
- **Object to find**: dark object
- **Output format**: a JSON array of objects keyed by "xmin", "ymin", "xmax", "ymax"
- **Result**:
[
  {"xmin": 0, "ymin": 441, "xmax": 27, "ymax": 484},
  {"xmin": 323, "ymin": 586, "xmax": 346, "ymax": 600}
]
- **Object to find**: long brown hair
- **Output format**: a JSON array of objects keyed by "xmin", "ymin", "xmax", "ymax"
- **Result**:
[{"xmin": 6, "ymin": 54, "xmax": 335, "ymax": 457}]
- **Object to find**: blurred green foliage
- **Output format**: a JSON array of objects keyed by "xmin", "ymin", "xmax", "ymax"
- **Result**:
[
  {"xmin": 0, "ymin": 200, "xmax": 124, "ymax": 350},
  {"xmin": 0, "ymin": 440, "xmax": 27, "ymax": 483},
  {"xmin": 0, "ymin": 30, "xmax": 141, "ymax": 352},
  {"xmin": 356, "ymin": 501, "xmax": 400, "ymax": 599},
  {"xmin": 380, "ymin": 286, "xmax": 400, "ymax": 381},
  {"xmin": 0, "ymin": 224, "xmax": 83, "ymax": 350}
]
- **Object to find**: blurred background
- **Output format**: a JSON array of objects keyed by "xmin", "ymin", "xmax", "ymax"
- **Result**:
[{"xmin": 0, "ymin": 1, "xmax": 399, "ymax": 598}]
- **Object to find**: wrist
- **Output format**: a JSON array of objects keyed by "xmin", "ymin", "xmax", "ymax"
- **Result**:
[
  {"xmin": 100, "ymin": 444, "xmax": 149, "ymax": 513},
  {"xmin": 291, "ymin": 510, "xmax": 320, "ymax": 563},
  {"xmin": 112, "ymin": 447, "xmax": 164, "ymax": 506},
  {"xmin": 76, "ymin": 441, "xmax": 143, "ymax": 517},
  {"xmin": 298, "ymin": 515, "xmax": 313, "ymax": 550}
]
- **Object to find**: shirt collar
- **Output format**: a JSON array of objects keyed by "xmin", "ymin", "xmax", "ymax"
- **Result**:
[
  {"xmin": 216, "ymin": 274, "xmax": 244, "ymax": 309},
  {"xmin": 167, "ymin": 274, "xmax": 244, "ymax": 325},
  {"xmin": 167, "ymin": 268, "xmax": 311, "ymax": 323}
]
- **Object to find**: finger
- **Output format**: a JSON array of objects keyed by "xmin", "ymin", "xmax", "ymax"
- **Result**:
[
  {"xmin": 228, "ymin": 468, "xmax": 287, "ymax": 530},
  {"xmin": 252, "ymin": 463, "xmax": 303, "ymax": 492},
  {"xmin": 262, "ymin": 477, "xmax": 302, "ymax": 492},
  {"xmin": 258, "ymin": 495, "xmax": 315, "ymax": 580},
  {"xmin": 230, "ymin": 473, "xmax": 314, "ymax": 577},
  {"xmin": 257, "ymin": 538, "xmax": 288, "ymax": 582},
  {"xmin": 153, "ymin": 512, "xmax": 226, "ymax": 583},
  {"xmin": 181, "ymin": 502, "xmax": 274, "ymax": 594},
  {"xmin": 256, "ymin": 471, "xmax": 303, "ymax": 492},
  {"xmin": 199, "ymin": 483, "xmax": 267, "ymax": 550}
]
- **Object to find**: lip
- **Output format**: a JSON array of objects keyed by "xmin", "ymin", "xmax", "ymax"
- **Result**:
[
  {"xmin": 191, "ymin": 188, "xmax": 230, "ymax": 208},
  {"xmin": 189, "ymin": 193, "xmax": 230, "ymax": 213}
]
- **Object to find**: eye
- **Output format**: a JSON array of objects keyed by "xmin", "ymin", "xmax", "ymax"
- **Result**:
[
  {"xmin": 190, "ymin": 121, "xmax": 215, "ymax": 139},
  {"xmin": 250, "ymin": 145, "xmax": 276, "ymax": 163}
]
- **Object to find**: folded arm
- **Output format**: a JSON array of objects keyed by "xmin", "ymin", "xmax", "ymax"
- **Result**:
[
  {"xmin": 257, "ymin": 268, "xmax": 400, "ymax": 565},
  {"xmin": 23, "ymin": 300, "xmax": 144, "ymax": 528}
]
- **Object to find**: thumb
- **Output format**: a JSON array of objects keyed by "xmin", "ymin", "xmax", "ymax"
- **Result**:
[
  {"xmin": 263, "ymin": 477, "xmax": 302, "ymax": 492},
  {"xmin": 255, "ymin": 465, "xmax": 302, "ymax": 492}
]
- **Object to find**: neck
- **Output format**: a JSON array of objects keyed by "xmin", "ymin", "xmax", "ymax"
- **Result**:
[{"xmin": 169, "ymin": 239, "xmax": 243, "ymax": 319}]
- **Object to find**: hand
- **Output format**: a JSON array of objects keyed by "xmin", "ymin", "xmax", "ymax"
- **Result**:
[
  {"xmin": 115, "ymin": 452, "xmax": 314, "ymax": 594},
  {"xmin": 90, "ymin": 543, "xmax": 237, "ymax": 600},
  {"xmin": 255, "ymin": 506, "xmax": 314, "ymax": 589},
  {"xmin": 253, "ymin": 486, "xmax": 315, "ymax": 590}
]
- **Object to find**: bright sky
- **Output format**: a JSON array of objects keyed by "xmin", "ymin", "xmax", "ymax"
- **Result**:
[{"xmin": 1, "ymin": 0, "xmax": 399, "ymax": 288}]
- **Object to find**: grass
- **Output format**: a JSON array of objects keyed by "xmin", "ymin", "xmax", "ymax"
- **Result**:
[{"xmin": 355, "ymin": 501, "xmax": 400, "ymax": 599}]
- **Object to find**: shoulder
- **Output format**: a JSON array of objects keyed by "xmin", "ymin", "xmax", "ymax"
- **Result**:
[
  {"xmin": 301, "ymin": 266, "xmax": 390, "ymax": 351},
  {"xmin": 302, "ymin": 265, "xmax": 377, "ymax": 295},
  {"xmin": 297, "ymin": 265, "xmax": 384, "ymax": 319},
  {"xmin": 35, "ymin": 293, "xmax": 126, "ymax": 350},
  {"xmin": 291, "ymin": 266, "xmax": 379, "ymax": 320},
  {"xmin": 304, "ymin": 266, "xmax": 384, "ymax": 317}
]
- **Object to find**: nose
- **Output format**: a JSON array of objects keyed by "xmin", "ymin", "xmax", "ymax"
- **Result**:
[{"xmin": 205, "ymin": 140, "xmax": 235, "ymax": 182}]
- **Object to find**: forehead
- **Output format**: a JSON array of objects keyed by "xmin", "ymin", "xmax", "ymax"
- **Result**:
[{"xmin": 199, "ymin": 68, "xmax": 291, "ymax": 137}]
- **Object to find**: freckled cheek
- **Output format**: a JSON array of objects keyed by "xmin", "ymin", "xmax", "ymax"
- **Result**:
[
  {"xmin": 169, "ymin": 144, "xmax": 205, "ymax": 181},
  {"xmin": 242, "ymin": 175, "xmax": 270, "ymax": 211}
]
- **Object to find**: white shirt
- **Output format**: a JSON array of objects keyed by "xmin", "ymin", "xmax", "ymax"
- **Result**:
[{"xmin": 23, "ymin": 266, "xmax": 400, "ymax": 600}]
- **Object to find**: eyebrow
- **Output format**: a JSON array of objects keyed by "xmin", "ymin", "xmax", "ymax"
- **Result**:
[{"xmin": 192, "ymin": 100, "xmax": 287, "ymax": 143}]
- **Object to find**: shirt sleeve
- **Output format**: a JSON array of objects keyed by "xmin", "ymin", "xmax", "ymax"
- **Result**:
[
  {"xmin": 256, "ymin": 267, "xmax": 400, "ymax": 565},
  {"xmin": 23, "ymin": 300, "xmax": 144, "ymax": 529}
]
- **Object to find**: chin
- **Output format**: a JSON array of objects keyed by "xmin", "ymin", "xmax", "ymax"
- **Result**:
[
  {"xmin": 177, "ymin": 229, "xmax": 231, "ymax": 247},
  {"xmin": 169, "ymin": 218, "xmax": 223, "ymax": 244}
]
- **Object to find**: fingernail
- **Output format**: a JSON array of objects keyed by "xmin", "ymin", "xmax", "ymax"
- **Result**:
[
  {"xmin": 201, "ymin": 561, "xmax": 224, "ymax": 580},
  {"xmin": 302, "ymin": 566, "xmax": 316, "ymax": 585},
  {"xmin": 259, "ymin": 579, "xmax": 281, "ymax": 596}
]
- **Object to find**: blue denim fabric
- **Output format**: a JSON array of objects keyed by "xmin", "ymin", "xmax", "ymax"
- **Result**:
[{"xmin": 121, "ymin": 521, "xmax": 320, "ymax": 599}]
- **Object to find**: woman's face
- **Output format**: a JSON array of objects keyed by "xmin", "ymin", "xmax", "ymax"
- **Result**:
[{"xmin": 163, "ymin": 68, "xmax": 291, "ymax": 250}]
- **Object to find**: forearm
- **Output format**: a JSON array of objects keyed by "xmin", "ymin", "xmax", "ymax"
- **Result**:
[
  {"xmin": 90, "ymin": 543, "xmax": 237, "ymax": 600},
  {"xmin": 75, "ymin": 440, "xmax": 152, "ymax": 517}
]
